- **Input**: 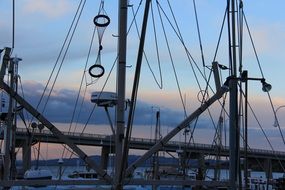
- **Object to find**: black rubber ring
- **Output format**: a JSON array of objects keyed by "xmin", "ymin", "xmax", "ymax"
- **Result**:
[
  {"xmin": 93, "ymin": 14, "xmax": 110, "ymax": 27},
  {"xmin": 89, "ymin": 64, "xmax": 105, "ymax": 78}
]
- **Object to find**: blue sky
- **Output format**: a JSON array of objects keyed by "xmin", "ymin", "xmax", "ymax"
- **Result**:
[{"xmin": 1, "ymin": 0, "xmax": 285, "ymax": 157}]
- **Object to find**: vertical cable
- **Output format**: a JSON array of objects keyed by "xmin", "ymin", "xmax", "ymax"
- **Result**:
[{"xmin": 12, "ymin": 0, "xmax": 15, "ymax": 49}]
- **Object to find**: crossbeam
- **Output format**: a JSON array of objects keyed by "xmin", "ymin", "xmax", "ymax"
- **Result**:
[{"xmin": 126, "ymin": 86, "xmax": 228, "ymax": 176}]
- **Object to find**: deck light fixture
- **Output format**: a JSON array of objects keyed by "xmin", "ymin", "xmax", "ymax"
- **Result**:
[
  {"xmin": 240, "ymin": 71, "xmax": 272, "ymax": 92},
  {"xmin": 261, "ymin": 79, "xmax": 272, "ymax": 92}
]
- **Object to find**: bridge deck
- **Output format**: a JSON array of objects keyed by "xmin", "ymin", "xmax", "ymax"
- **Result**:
[{"xmin": 5, "ymin": 128, "xmax": 284, "ymax": 161}]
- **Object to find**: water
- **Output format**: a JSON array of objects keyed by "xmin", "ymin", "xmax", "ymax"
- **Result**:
[{"xmin": 11, "ymin": 166, "xmax": 284, "ymax": 189}]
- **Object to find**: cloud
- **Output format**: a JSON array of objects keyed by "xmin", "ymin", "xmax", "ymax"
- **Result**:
[
  {"xmin": 19, "ymin": 81, "xmax": 185, "ymax": 127},
  {"xmin": 22, "ymin": 0, "xmax": 75, "ymax": 19},
  {"xmin": 10, "ymin": 80, "xmax": 285, "ymax": 152}
]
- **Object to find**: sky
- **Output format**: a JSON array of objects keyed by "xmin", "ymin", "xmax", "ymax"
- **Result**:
[{"xmin": 1, "ymin": 0, "xmax": 285, "ymax": 160}]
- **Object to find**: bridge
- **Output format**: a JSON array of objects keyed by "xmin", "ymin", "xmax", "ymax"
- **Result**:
[
  {"xmin": 1, "ymin": 128, "xmax": 283, "ymax": 177},
  {"xmin": 11, "ymin": 128, "xmax": 285, "ymax": 159}
]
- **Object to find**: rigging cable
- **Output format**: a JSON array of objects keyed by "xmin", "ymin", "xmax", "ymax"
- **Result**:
[
  {"xmin": 88, "ymin": 0, "xmax": 110, "ymax": 79},
  {"xmin": 157, "ymin": 1, "xmax": 215, "ymax": 91},
  {"xmin": 213, "ymin": 3, "xmax": 228, "ymax": 62},
  {"xmin": 164, "ymin": 0, "xmax": 226, "ymax": 145},
  {"xmin": 159, "ymin": 2, "xmax": 231, "ymax": 138},
  {"xmin": 160, "ymin": 0, "xmax": 202, "ymax": 146},
  {"xmin": 155, "ymin": 2, "xmax": 229, "ymax": 153},
  {"xmin": 128, "ymin": 2, "xmax": 163, "ymax": 89},
  {"xmin": 61, "ymin": 16, "xmax": 98, "ymax": 160},
  {"xmin": 158, "ymin": 1, "xmax": 229, "ymax": 144},
  {"xmin": 150, "ymin": 1, "xmax": 163, "ymax": 89},
  {"xmin": 40, "ymin": 0, "xmax": 87, "ymax": 116},
  {"xmin": 238, "ymin": 0, "xmax": 244, "ymax": 73},
  {"xmin": 80, "ymin": 58, "xmax": 117, "ymax": 135},
  {"xmin": 246, "ymin": 96, "xmax": 285, "ymax": 172},
  {"xmin": 159, "ymin": 1, "xmax": 203, "ymax": 91},
  {"xmin": 237, "ymin": 1, "xmax": 244, "ymax": 185},
  {"xmin": 226, "ymin": 0, "xmax": 233, "ymax": 76},
  {"xmin": 121, "ymin": 0, "xmax": 152, "ymax": 182},
  {"xmin": 18, "ymin": 77, "xmax": 29, "ymax": 129},
  {"xmin": 190, "ymin": 3, "xmax": 230, "ymax": 144},
  {"xmin": 156, "ymin": 1, "xmax": 188, "ymax": 124},
  {"xmin": 185, "ymin": 2, "xmax": 230, "ymax": 168},
  {"xmin": 192, "ymin": 0, "xmax": 207, "ymax": 75},
  {"xmin": 30, "ymin": 0, "xmax": 86, "ymax": 125},
  {"xmin": 243, "ymin": 11, "xmax": 285, "ymax": 146},
  {"xmin": 12, "ymin": 0, "xmax": 15, "ymax": 50},
  {"xmin": 79, "ymin": 0, "xmax": 146, "ymax": 135}
]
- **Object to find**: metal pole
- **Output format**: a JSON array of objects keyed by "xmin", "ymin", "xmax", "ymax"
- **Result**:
[
  {"xmin": 115, "ymin": 0, "xmax": 128, "ymax": 188},
  {"xmin": 1, "ymin": 47, "xmax": 11, "ymax": 182},
  {"xmin": 118, "ymin": 0, "xmax": 152, "ymax": 187},
  {"xmin": 104, "ymin": 106, "xmax": 115, "ymax": 136},
  {"xmin": 229, "ymin": 0, "xmax": 239, "ymax": 189},
  {"xmin": 3, "ymin": 60, "xmax": 14, "ymax": 182},
  {"xmin": 244, "ymin": 71, "xmax": 249, "ymax": 189},
  {"xmin": 10, "ymin": 57, "xmax": 21, "ymax": 179}
]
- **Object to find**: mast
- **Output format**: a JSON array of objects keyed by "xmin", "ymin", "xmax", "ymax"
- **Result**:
[
  {"xmin": 115, "ymin": 0, "xmax": 128, "ymax": 188},
  {"xmin": 3, "ymin": 51, "xmax": 13, "ymax": 181},
  {"xmin": 10, "ymin": 57, "xmax": 21, "ymax": 179},
  {"xmin": 2, "ymin": 49, "xmax": 19, "ymax": 181},
  {"xmin": 228, "ymin": 0, "xmax": 240, "ymax": 189}
]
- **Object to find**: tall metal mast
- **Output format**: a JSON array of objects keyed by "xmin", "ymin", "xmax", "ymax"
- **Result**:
[
  {"xmin": 3, "ymin": 49, "xmax": 13, "ymax": 181},
  {"xmin": 115, "ymin": 0, "xmax": 128, "ymax": 189},
  {"xmin": 228, "ymin": 0, "xmax": 240, "ymax": 189},
  {"xmin": 10, "ymin": 57, "xmax": 21, "ymax": 179}
]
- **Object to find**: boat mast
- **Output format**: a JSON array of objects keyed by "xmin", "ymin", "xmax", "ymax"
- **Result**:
[
  {"xmin": 10, "ymin": 57, "xmax": 21, "ymax": 179},
  {"xmin": 2, "ymin": 48, "xmax": 12, "ymax": 181},
  {"xmin": 2, "ymin": 49, "xmax": 20, "ymax": 181},
  {"xmin": 228, "ymin": 0, "xmax": 240, "ymax": 189},
  {"xmin": 115, "ymin": 0, "xmax": 128, "ymax": 188}
]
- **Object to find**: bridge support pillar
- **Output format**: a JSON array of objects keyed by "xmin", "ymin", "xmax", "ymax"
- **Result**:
[
  {"xmin": 191, "ymin": 153, "xmax": 205, "ymax": 190},
  {"xmin": 101, "ymin": 146, "xmax": 110, "ymax": 171},
  {"xmin": 197, "ymin": 153, "xmax": 205, "ymax": 181},
  {"xmin": 22, "ymin": 138, "xmax": 31, "ymax": 173},
  {"xmin": 264, "ymin": 158, "xmax": 272, "ymax": 180}
]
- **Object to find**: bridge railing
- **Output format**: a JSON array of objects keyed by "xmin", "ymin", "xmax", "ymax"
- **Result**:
[{"xmin": 15, "ymin": 128, "xmax": 285, "ymax": 157}]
